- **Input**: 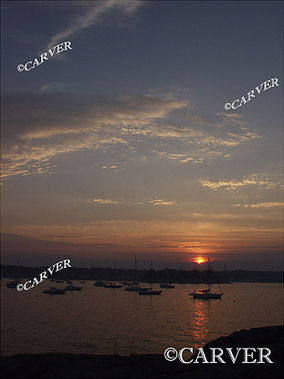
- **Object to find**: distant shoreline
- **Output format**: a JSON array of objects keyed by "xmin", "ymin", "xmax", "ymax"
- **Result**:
[
  {"xmin": 1, "ymin": 264, "xmax": 283, "ymax": 283},
  {"xmin": 1, "ymin": 326, "xmax": 283, "ymax": 378}
]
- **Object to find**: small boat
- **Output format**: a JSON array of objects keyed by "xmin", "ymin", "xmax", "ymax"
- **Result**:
[
  {"xmin": 120, "ymin": 281, "xmax": 131, "ymax": 286},
  {"xmin": 55, "ymin": 280, "xmax": 64, "ymax": 283},
  {"xmin": 138, "ymin": 288, "xmax": 162, "ymax": 296},
  {"xmin": 80, "ymin": 281, "xmax": 85, "ymax": 283},
  {"xmin": 94, "ymin": 281, "xmax": 105, "ymax": 287},
  {"xmin": 160, "ymin": 283, "xmax": 175, "ymax": 288},
  {"xmin": 189, "ymin": 258, "xmax": 223, "ymax": 300},
  {"xmin": 104, "ymin": 283, "xmax": 123, "ymax": 288},
  {"xmin": 65, "ymin": 284, "xmax": 82, "ymax": 291},
  {"xmin": 6, "ymin": 280, "xmax": 20, "ymax": 288},
  {"xmin": 66, "ymin": 281, "xmax": 72, "ymax": 284},
  {"xmin": 43, "ymin": 287, "xmax": 66, "ymax": 294},
  {"xmin": 191, "ymin": 289, "xmax": 222, "ymax": 299},
  {"xmin": 124, "ymin": 284, "xmax": 140, "ymax": 292}
]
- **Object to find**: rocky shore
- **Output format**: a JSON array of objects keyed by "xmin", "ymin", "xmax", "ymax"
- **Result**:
[{"xmin": 1, "ymin": 326, "xmax": 283, "ymax": 379}]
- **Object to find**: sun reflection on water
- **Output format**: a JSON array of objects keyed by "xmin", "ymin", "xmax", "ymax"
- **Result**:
[{"xmin": 190, "ymin": 300, "xmax": 211, "ymax": 347}]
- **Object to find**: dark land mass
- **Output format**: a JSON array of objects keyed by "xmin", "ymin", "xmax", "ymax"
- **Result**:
[
  {"xmin": 1, "ymin": 326, "xmax": 283, "ymax": 378},
  {"xmin": 1, "ymin": 264, "xmax": 283, "ymax": 283}
]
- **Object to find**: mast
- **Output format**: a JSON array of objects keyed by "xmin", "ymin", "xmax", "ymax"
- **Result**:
[
  {"xmin": 208, "ymin": 258, "xmax": 211, "ymax": 292},
  {"xmin": 114, "ymin": 259, "xmax": 117, "ymax": 284},
  {"xmin": 134, "ymin": 255, "xmax": 137, "ymax": 288},
  {"xmin": 150, "ymin": 260, "xmax": 153, "ymax": 290}
]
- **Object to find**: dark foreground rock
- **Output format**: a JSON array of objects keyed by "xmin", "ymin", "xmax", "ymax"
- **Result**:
[{"xmin": 1, "ymin": 326, "xmax": 283, "ymax": 379}]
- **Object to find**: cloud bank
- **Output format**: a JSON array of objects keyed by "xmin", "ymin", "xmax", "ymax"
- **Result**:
[{"xmin": 1, "ymin": 92, "xmax": 260, "ymax": 181}]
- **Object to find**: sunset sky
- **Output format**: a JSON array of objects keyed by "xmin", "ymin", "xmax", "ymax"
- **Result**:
[{"xmin": 1, "ymin": 1, "xmax": 283, "ymax": 269}]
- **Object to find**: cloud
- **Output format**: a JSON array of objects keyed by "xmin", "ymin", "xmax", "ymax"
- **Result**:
[
  {"xmin": 234, "ymin": 202, "xmax": 284, "ymax": 208},
  {"xmin": 148, "ymin": 199, "xmax": 176, "ymax": 206},
  {"xmin": 91, "ymin": 198, "xmax": 176, "ymax": 206},
  {"xmin": 1, "ymin": 92, "xmax": 185, "ymax": 180},
  {"xmin": 93, "ymin": 198, "xmax": 120, "ymax": 205},
  {"xmin": 40, "ymin": 82, "xmax": 76, "ymax": 92},
  {"xmin": 1, "ymin": 92, "xmax": 260, "ymax": 181},
  {"xmin": 45, "ymin": 0, "xmax": 143, "ymax": 49},
  {"xmin": 199, "ymin": 174, "xmax": 279, "ymax": 190},
  {"xmin": 217, "ymin": 112, "xmax": 243, "ymax": 119}
]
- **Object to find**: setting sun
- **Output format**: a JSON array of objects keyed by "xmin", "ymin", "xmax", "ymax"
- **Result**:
[{"xmin": 194, "ymin": 257, "xmax": 206, "ymax": 265}]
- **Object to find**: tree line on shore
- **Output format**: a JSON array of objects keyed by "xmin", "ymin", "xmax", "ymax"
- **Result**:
[{"xmin": 1, "ymin": 264, "xmax": 283, "ymax": 283}]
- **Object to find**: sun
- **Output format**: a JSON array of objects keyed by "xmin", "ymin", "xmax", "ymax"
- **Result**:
[{"xmin": 194, "ymin": 257, "xmax": 206, "ymax": 265}]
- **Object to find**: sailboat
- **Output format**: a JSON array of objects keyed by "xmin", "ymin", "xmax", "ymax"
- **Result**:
[
  {"xmin": 65, "ymin": 284, "xmax": 82, "ymax": 291},
  {"xmin": 138, "ymin": 261, "xmax": 162, "ymax": 295},
  {"xmin": 43, "ymin": 287, "xmax": 66, "ymax": 294},
  {"xmin": 189, "ymin": 258, "xmax": 223, "ymax": 299},
  {"xmin": 160, "ymin": 269, "xmax": 175, "ymax": 288},
  {"xmin": 104, "ymin": 260, "xmax": 123, "ymax": 288},
  {"xmin": 6, "ymin": 280, "xmax": 20, "ymax": 288},
  {"xmin": 160, "ymin": 283, "xmax": 175, "ymax": 288},
  {"xmin": 125, "ymin": 255, "xmax": 141, "ymax": 292}
]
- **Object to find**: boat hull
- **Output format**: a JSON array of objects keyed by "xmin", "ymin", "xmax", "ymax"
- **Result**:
[
  {"xmin": 65, "ymin": 286, "xmax": 82, "ymax": 291},
  {"xmin": 94, "ymin": 281, "xmax": 105, "ymax": 287},
  {"xmin": 124, "ymin": 287, "xmax": 139, "ymax": 291},
  {"xmin": 6, "ymin": 281, "xmax": 19, "ymax": 288},
  {"xmin": 138, "ymin": 290, "xmax": 162, "ymax": 295},
  {"xmin": 43, "ymin": 289, "xmax": 66, "ymax": 294},
  {"xmin": 160, "ymin": 284, "xmax": 175, "ymax": 288},
  {"xmin": 192, "ymin": 293, "xmax": 223, "ymax": 299},
  {"xmin": 104, "ymin": 285, "xmax": 123, "ymax": 288}
]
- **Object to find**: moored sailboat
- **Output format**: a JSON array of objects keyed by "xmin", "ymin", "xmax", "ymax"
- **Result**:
[
  {"xmin": 6, "ymin": 280, "xmax": 20, "ymax": 288},
  {"xmin": 138, "ymin": 261, "xmax": 162, "ymax": 296},
  {"xmin": 43, "ymin": 287, "xmax": 66, "ymax": 294},
  {"xmin": 104, "ymin": 261, "xmax": 123, "ymax": 288},
  {"xmin": 124, "ymin": 256, "xmax": 141, "ymax": 292},
  {"xmin": 189, "ymin": 258, "xmax": 223, "ymax": 299}
]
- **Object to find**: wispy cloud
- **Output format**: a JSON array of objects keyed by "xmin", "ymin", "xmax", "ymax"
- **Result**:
[
  {"xmin": 1, "ymin": 92, "xmax": 260, "ymax": 182},
  {"xmin": 199, "ymin": 174, "xmax": 279, "ymax": 190},
  {"xmin": 46, "ymin": 0, "xmax": 143, "ymax": 49},
  {"xmin": 93, "ymin": 198, "xmax": 120, "ymax": 205},
  {"xmin": 40, "ymin": 82, "xmax": 76, "ymax": 92},
  {"xmin": 92, "ymin": 198, "xmax": 176, "ymax": 206},
  {"xmin": 148, "ymin": 199, "xmax": 176, "ymax": 206},
  {"xmin": 234, "ymin": 202, "xmax": 284, "ymax": 208}
]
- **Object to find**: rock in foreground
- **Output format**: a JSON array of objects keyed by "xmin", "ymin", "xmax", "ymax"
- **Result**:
[{"xmin": 1, "ymin": 326, "xmax": 283, "ymax": 378}]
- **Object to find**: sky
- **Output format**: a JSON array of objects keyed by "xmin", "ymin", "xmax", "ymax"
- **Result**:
[{"xmin": 1, "ymin": 0, "xmax": 283, "ymax": 270}]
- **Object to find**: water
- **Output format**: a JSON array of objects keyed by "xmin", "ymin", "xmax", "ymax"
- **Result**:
[{"xmin": 1, "ymin": 279, "xmax": 283, "ymax": 356}]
